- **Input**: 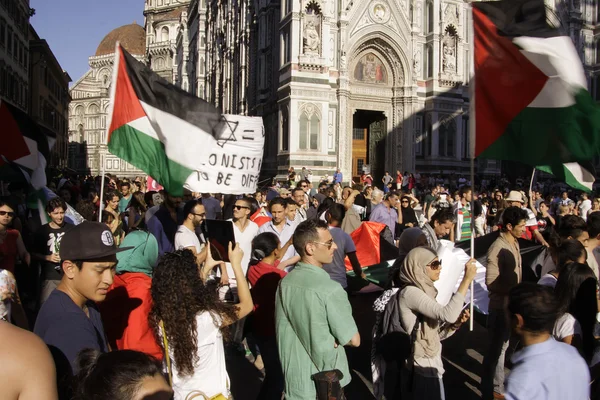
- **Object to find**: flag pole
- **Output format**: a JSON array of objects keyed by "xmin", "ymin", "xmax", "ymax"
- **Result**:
[
  {"xmin": 0, "ymin": 180, "xmax": 4, "ymax": 196},
  {"xmin": 529, "ymin": 167, "xmax": 536, "ymax": 195},
  {"xmin": 468, "ymin": 3, "xmax": 476, "ymax": 332},
  {"xmin": 99, "ymin": 40, "xmax": 120, "ymax": 223}
]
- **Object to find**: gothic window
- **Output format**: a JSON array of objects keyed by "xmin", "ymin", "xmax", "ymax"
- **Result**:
[
  {"xmin": 426, "ymin": 0, "xmax": 434, "ymax": 34},
  {"xmin": 155, "ymin": 57, "xmax": 164, "ymax": 69},
  {"xmin": 596, "ymin": 40, "xmax": 600, "ymax": 64},
  {"xmin": 299, "ymin": 106, "xmax": 320, "ymax": 150},
  {"xmin": 424, "ymin": 115, "xmax": 432, "ymax": 157},
  {"xmin": 161, "ymin": 26, "xmax": 169, "ymax": 42},
  {"xmin": 438, "ymin": 118, "xmax": 456, "ymax": 157},
  {"xmin": 78, "ymin": 124, "xmax": 84, "ymax": 142},
  {"xmin": 199, "ymin": 57, "xmax": 204, "ymax": 75}
]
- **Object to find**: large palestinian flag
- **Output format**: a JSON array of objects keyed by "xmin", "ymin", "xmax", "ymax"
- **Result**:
[
  {"xmin": 107, "ymin": 45, "xmax": 223, "ymax": 196},
  {"xmin": 473, "ymin": 0, "xmax": 600, "ymax": 189}
]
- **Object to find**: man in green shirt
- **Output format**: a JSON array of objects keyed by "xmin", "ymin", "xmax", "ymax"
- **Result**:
[{"xmin": 275, "ymin": 219, "xmax": 360, "ymax": 400}]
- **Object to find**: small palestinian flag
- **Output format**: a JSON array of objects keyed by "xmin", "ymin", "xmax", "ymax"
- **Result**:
[
  {"xmin": 473, "ymin": 0, "xmax": 600, "ymax": 172},
  {"xmin": 107, "ymin": 45, "xmax": 223, "ymax": 196},
  {"xmin": 536, "ymin": 162, "xmax": 596, "ymax": 192}
]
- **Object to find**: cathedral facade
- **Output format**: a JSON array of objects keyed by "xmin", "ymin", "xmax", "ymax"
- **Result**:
[{"xmin": 68, "ymin": 0, "xmax": 600, "ymax": 183}]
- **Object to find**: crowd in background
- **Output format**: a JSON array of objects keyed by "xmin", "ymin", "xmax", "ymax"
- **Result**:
[{"xmin": 0, "ymin": 167, "xmax": 599, "ymax": 399}]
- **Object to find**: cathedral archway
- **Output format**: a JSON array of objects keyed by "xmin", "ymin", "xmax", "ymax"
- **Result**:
[{"xmin": 342, "ymin": 36, "xmax": 410, "ymax": 183}]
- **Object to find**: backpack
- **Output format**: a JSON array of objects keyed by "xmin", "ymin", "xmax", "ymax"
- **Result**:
[{"xmin": 376, "ymin": 289, "xmax": 422, "ymax": 363}]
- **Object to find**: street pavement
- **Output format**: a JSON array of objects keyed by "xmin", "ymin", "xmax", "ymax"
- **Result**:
[{"xmin": 227, "ymin": 291, "xmax": 511, "ymax": 400}]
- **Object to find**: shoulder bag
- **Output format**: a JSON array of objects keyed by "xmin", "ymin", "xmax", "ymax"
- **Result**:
[
  {"xmin": 277, "ymin": 284, "xmax": 346, "ymax": 400},
  {"xmin": 160, "ymin": 320, "xmax": 231, "ymax": 400}
]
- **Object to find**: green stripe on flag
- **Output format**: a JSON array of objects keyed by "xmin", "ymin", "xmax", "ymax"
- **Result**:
[
  {"xmin": 480, "ymin": 89, "xmax": 600, "ymax": 166},
  {"xmin": 107, "ymin": 123, "xmax": 194, "ymax": 196},
  {"xmin": 536, "ymin": 163, "xmax": 595, "ymax": 192}
]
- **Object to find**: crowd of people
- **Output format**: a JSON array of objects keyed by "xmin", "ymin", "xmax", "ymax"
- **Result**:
[{"xmin": 0, "ymin": 169, "xmax": 598, "ymax": 399}]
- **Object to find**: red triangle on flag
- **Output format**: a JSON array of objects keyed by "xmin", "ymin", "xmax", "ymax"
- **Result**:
[
  {"xmin": 0, "ymin": 101, "xmax": 31, "ymax": 166},
  {"xmin": 107, "ymin": 46, "xmax": 147, "ymax": 142},
  {"xmin": 473, "ymin": 7, "xmax": 548, "ymax": 157}
]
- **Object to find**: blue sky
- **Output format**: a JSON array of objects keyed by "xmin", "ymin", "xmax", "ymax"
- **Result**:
[{"xmin": 30, "ymin": 0, "xmax": 145, "ymax": 85}]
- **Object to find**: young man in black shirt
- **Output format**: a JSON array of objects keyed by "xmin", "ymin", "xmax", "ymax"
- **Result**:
[{"xmin": 32, "ymin": 198, "xmax": 73, "ymax": 305}]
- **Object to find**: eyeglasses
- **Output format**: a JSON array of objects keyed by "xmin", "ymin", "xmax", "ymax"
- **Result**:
[
  {"xmin": 192, "ymin": 212, "xmax": 206, "ymax": 218},
  {"xmin": 0, "ymin": 211, "xmax": 15, "ymax": 217},
  {"xmin": 234, "ymin": 205, "xmax": 250, "ymax": 210},
  {"xmin": 311, "ymin": 239, "xmax": 334, "ymax": 250},
  {"xmin": 428, "ymin": 260, "xmax": 442, "ymax": 270}
]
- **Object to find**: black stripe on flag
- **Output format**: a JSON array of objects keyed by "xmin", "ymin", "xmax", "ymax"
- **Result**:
[
  {"xmin": 473, "ymin": 0, "xmax": 562, "ymax": 39},
  {"xmin": 121, "ymin": 47, "xmax": 224, "ymax": 138},
  {"xmin": 4, "ymin": 101, "xmax": 51, "ymax": 161}
]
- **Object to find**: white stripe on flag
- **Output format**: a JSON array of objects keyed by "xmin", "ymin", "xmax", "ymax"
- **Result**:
[
  {"xmin": 139, "ymin": 101, "xmax": 217, "ymax": 170},
  {"xmin": 563, "ymin": 162, "xmax": 595, "ymax": 191},
  {"xmin": 514, "ymin": 36, "xmax": 587, "ymax": 109}
]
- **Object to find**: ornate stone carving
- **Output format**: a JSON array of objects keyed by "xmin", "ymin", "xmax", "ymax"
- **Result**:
[
  {"xmin": 303, "ymin": 19, "xmax": 321, "ymax": 54},
  {"xmin": 443, "ymin": 3, "xmax": 459, "ymax": 27},
  {"xmin": 413, "ymin": 50, "xmax": 421, "ymax": 79},
  {"xmin": 414, "ymin": 1, "xmax": 422, "ymax": 29},
  {"xmin": 369, "ymin": 3, "xmax": 390, "ymax": 23},
  {"xmin": 441, "ymin": 25, "xmax": 458, "ymax": 75},
  {"xmin": 353, "ymin": 38, "xmax": 405, "ymax": 86}
]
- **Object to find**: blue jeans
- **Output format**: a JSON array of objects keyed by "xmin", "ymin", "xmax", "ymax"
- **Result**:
[{"xmin": 481, "ymin": 308, "xmax": 510, "ymax": 399}]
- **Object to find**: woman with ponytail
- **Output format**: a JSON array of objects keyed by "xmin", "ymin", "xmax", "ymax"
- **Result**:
[{"xmin": 247, "ymin": 232, "xmax": 293, "ymax": 399}]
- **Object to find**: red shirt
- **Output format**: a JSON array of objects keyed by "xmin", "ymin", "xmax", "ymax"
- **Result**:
[
  {"xmin": 0, "ymin": 230, "xmax": 19, "ymax": 274},
  {"xmin": 247, "ymin": 260, "xmax": 286, "ymax": 338},
  {"xmin": 99, "ymin": 273, "xmax": 162, "ymax": 360}
]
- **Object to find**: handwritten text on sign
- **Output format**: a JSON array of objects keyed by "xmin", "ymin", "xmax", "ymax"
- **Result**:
[{"xmin": 184, "ymin": 115, "xmax": 265, "ymax": 194}]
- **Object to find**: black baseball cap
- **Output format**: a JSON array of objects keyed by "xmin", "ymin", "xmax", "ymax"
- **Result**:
[{"xmin": 60, "ymin": 222, "xmax": 133, "ymax": 261}]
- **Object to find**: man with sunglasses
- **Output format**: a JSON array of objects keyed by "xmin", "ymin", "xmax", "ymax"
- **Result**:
[
  {"xmin": 227, "ymin": 197, "xmax": 259, "ymax": 278},
  {"xmin": 175, "ymin": 200, "xmax": 209, "ymax": 268},
  {"xmin": 275, "ymin": 219, "xmax": 360, "ymax": 400}
]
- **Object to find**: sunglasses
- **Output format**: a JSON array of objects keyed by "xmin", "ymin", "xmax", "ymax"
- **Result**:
[
  {"xmin": 401, "ymin": 200, "xmax": 409, "ymax": 204},
  {"xmin": 0, "ymin": 211, "xmax": 15, "ymax": 217},
  {"xmin": 311, "ymin": 239, "xmax": 334, "ymax": 250},
  {"xmin": 428, "ymin": 260, "xmax": 442, "ymax": 270},
  {"xmin": 234, "ymin": 205, "xmax": 250, "ymax": 210},
  {"xmin": 300, "ymin": 185, "xmax": 308, "ymax": 188}
]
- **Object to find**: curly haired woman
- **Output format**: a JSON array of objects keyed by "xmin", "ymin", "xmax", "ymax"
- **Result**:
[{"xmin": 150, "ymin": 243, "xmax": 253, "ymax": 399}]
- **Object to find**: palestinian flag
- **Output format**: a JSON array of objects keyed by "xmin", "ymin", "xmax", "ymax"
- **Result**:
[
  {"xmin": 0, "ymin": 100, "xmax": 52, "ymax": 189},
  {"xmin": 107, "ymin": 45, "xmax": 223, "ymax": 196},
  {"xmin": 536, "ymin": 162, "xmax": 596, "ymax": 192},
  {"xmin": 473, "ymin": 0, "xmax": 600, "ymax": 171}
]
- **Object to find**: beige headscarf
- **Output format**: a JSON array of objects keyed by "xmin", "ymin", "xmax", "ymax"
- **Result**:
[{"xmin": 399, "ymin": 246, "xmax": 441, "ymax": 358}]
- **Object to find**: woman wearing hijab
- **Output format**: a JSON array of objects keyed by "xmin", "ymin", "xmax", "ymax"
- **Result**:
[
  {"xmin": 397, "ymin": 247, "xmax": 477, "ymax": 400},
  {"xmin": 99, "ymin": 231, "xmax": 162, "ymax": 360}
]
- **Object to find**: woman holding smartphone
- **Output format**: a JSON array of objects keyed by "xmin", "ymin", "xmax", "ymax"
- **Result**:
[{"xmin": 150, "ymin": 243, "xmax": 253, "ymax": 399}]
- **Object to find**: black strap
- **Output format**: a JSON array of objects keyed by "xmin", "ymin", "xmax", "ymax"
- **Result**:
[{"xmin": 408, "ymin": 313, "xmax": 423, "ymax": 391}]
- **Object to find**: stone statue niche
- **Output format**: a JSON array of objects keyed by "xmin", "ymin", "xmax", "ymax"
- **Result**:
[
  {"xmin": 303, "ymin": 2, "xmax": 322, "ymax": 55},
  {"xmin": 442, "ymin": 25, "xmax": 458, "ymax": 76}
]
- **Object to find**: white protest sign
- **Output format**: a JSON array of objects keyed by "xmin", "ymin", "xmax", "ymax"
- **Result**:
[
  {"xmin": 434, "ymin": 239, "xmax": 489, "ymax": 314},
  {"xmin": 183, "ymin": 114, "xmax": 264, "ymax": 194}
]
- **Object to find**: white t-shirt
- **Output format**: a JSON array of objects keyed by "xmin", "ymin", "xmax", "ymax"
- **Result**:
[
  {"xmin": 226, "ymin": 219, "xmax": 259, "ymax": 279},
  {"xmin": 174, "ymin": 225, "xmax": 201, "ymax": 253},
  {"xmin": 170, "ymin": 312, "xmax": 229, "ymax": 399},
  {"xmin": 552, "ymin": 313, "xmax": 582, "ymax": 341},
  {"xmin": 538, "ymin": 273, "xmax": 558, "ymax": 288},
  {"xmin": 323, "ymin": 226, "xmax": 356, "ymax": 288},
  {"xmin": 579, "ymin": 199, "xmax": 592, "ymax": 221}
]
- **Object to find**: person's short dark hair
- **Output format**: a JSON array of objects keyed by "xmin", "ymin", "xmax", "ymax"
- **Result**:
[
  {"xmin": 326, "ymin": 203, "xmax": 346, "ymax": 224},
  {"xmin": 237, "ymin": 196, "xmax": 252, "ymax": 209},
  {"xmin": 501, "ymin": 206, "xmax": 528, "ymax": 232},
  {"xmin": 182, "ymin": 199, "xmax": 202, "ymax": 220},
  {"xmin": 0, "ymin": 198, "xmax": 16, "ymax": 212},
  {"xmin": 292, "ymin": 187, "xmax": 304, "ymax": 196},
  {"xmin": 46, "ymin": 197, "xmax": 67, "ymax": 214},
  {"xmin": 284, "ymin": 198, "xmax": 298, "ymax": 208},
  {"xmin": 246, "ymin": 197, "xmax": 260, "ymax": 216},
  {"xmin": 430, "ymin": 208, "xmax": 455, "ymax": 226},
  {"xmin": 144, "ymin": 191, "xmax": 157, "ymax": 207},
  {"xmin": 293, "ymin": 219, "xmax": 329, "ymax": 258},
  {"xmin": 120, "ymin": 182, "xmax": 130, "ymax": 189},
  {"xmin": 587, "ymin": 212, "xmax": 600, "ymax": 238},
  {"xmin": 104, "ymin": 190, "xmax": 120, "ymax": 204},
  {"xmin": 556, "ymin": 239, "xmax": 586, "ymax": 273},
  {"xmin": 75, "ymin": 349, "xmax": 165, "ymax": 400},
  {"xmin": 508, "ymin": 283, "xmax": 558, "ymax": 334},
  {"xmin": 460, "ymin": 185, "xmax": 472, "ymax": 197},
  {"xmin": 268, "ymin": 197, "xmax": 287, "ymax": 211},
  {"xmin": 558, "ymin": 215, "xmax": 587, "ymax": 240},
  {"xmin": 75, "ymin": 200, "xmax": 96, "ymax": 222}
]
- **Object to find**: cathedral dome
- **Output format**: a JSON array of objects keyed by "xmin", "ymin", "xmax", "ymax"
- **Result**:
[{"xmin": 95, "ymin": 24, "xmax": 146, "ymax": 57}]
